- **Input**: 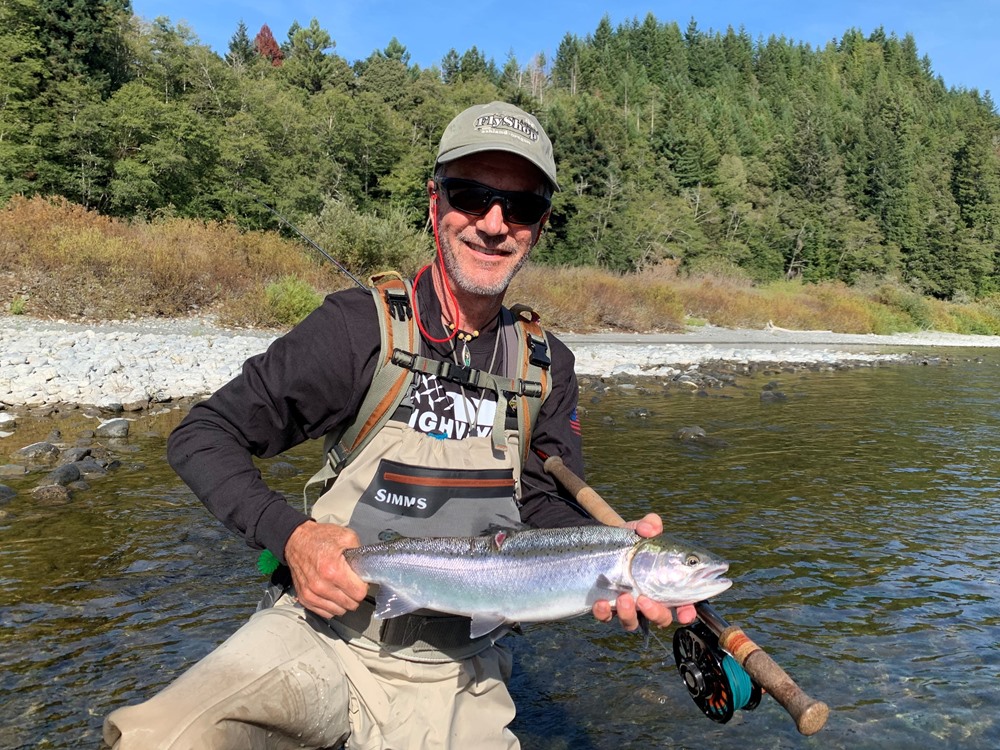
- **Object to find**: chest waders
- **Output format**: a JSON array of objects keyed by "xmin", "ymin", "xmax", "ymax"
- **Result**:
[{"xmin": 295, "ymin": 274, "xmax": 552, "ymax": 658}]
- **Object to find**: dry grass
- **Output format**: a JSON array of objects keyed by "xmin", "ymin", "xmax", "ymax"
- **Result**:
[
  {"xmin": 672, "ymin": 277, "xmax": 880, "ymax": 332},
  {"xmin": 0, "ymin": 195, "xmax": 349, "ymax": 323},
  {"xmin": 3, "ymin": 196, "xmax": 1000, "ymax": 335},
  {"xmin": 509, "ymin": 265, "xmax": 686, "ymax": 332}
]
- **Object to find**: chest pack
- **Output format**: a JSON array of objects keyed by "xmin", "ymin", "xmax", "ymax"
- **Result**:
[{"xmin": 304, "ymin": 273, "xmax": 553, "ymax": 505}]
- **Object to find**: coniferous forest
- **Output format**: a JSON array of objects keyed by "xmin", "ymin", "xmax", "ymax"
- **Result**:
[{"xmin": 2, "ymin": 1, "xmax": 999, "ymax": 301}]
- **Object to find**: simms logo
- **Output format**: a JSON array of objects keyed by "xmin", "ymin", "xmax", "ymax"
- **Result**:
[
  {"xmin": 474, "ymin": 114, "xmax": 539, "ymax": 142},
  {"xmin": 374, "ymin": 488, "xmax": 428, "ymax": 510}
]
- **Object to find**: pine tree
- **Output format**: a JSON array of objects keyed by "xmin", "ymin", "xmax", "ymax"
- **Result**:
[
  {"xmin": 254, "ymin": 24, "xmax": 283, "ymax": 66},
  {"xmin": 282, "ymin": 18, "xmax": 335, "ymax": 94},
  {"xmin": 458, "ymin": 46, "xmax": 493, "ymax": 82},
  {"xmin": 552, "ymin": 34, "xmax": 582, "ymax": 94},
  {"xmin": 226, "ymin": 20, "xmax": 255, "ymax": 67},
  {"xmin": 0, "ymin": 0, "xmax": 47, "ymax": 197},
  {"xmin": 441, "ymin": 49, "xmax": 460, "ymax": 84},
  {"xmin": 34, "ymin": 0, "xmax": 133, "ymax": 94},
  {"xmin": 382, "ymin": 37, "xmax": 411, "ymax": 66}
]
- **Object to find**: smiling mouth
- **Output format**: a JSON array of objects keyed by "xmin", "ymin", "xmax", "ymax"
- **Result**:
[
  {"xmin": 470, "ymin": 246, "xmax": 511, "ymax": 259},
  {"xmin": 468, "ymin": 243, "xmax": 511, "ymax": 257},
  {"xmin": 458, "ymin": 233, "xmax": 513, "ymax": 255}
]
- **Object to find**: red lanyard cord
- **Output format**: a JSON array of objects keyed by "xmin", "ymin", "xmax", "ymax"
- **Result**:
[{"xmin": 412, "ymin": 193, "xmax": 461, "ymax": 345}]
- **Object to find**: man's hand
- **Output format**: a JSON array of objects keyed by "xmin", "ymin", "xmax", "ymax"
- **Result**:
[
  {"xmin": 284, "ymin": 522, "xmax": 369, "ymax": 619},
  {"xmin": 591, "ymin": 513, "xmax": 699, "ymax": 631}
]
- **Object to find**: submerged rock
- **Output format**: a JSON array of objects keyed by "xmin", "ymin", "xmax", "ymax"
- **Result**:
[
  {"xmin": 15, "ymin": 442, "xmax": 61, "ymax": 465},
  {"xmin": 675, "ymin": 426, "xmax": 707, "ymax": 441},
  {"xmin": 44, "ymin": 463, "xmax": 81, "ymax": 487},
  {"xmin": 32, "ymin": 484, "xmax": 72, "ymax": 505},
  {"xmin": 96, "ymin": 418, "xmax": 130, "ymax": 438}
]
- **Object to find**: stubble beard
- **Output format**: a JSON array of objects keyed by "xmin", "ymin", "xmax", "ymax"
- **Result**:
[{"xmin": 439, "ymin": 231, "xmax": 531, "ymax": 297}]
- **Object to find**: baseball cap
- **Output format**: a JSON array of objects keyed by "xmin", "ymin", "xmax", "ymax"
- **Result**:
[{"xmin": 436, "ymin": 101, "xmax": 559, "ymax": 192}]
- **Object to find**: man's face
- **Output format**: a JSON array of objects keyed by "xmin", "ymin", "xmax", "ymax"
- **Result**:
[{"xmin": 429, "ymin": 151, "xmax": 550, "ymax": 298}]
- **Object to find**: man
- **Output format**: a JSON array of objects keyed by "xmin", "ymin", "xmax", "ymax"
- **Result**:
[{"xmin": 103, "ymin": 101, "xmax": 694, "ymax": 749}]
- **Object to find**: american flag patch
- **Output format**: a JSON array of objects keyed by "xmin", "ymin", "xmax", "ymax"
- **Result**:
[{"xmin": 569, "ymin": 408, "xmax": 581, "ymax": 436}]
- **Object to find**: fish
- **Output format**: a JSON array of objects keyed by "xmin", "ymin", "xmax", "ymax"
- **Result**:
[{"xmin": 343, "ymin": 525, "xmax": 731, "ymax": 638}]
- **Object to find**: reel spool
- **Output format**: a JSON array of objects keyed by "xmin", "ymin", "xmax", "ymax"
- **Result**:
[{"xmin": 673, "ymin": 621, "xmax": 762, "ymax": 724}]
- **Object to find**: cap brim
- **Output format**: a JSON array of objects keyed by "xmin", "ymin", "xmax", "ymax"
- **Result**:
[{"xmin": 437, "ymin": 143, "xmax": 560, "ymax": 193}]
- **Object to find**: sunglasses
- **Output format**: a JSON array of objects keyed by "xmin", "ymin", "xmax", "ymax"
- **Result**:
[{"xmin": 436, "ymin": 178, "xmax": 551, "ymax": 225}]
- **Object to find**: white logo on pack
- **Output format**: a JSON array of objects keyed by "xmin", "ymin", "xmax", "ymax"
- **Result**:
[
  {"xmin": 374, "ymin": 488, "xmax": 428, "ymax": 510},
  {"xmin": 474, "ymin": 113, "xmax": 539, "ymax": 142},
  {"xmin": 408, "ymin": 379, "xmax": 498, "ymax": 440}
]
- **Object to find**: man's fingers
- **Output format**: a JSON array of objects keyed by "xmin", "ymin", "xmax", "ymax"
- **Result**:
[
  {"xmin": 616, "ymin": 592, "xmax": 640, "ymax": 632},
  {"xmin": 594, "ymin": 592, "xmax": 689, "ymax": 631},
  {"xmin": 675, "ymin": 603, "xmax": 698, "ymax": 625},
  {"xmin": 591, "ymin": 600, "xmax": 614, "ymax": 623},
  {"xmin": 283, "ymin": 522, "xmax": 370, "ymax": 618},
  {"xmin": 295, "ymin": 581, "xmax": 365, "ymax": 620},
  {"xmin": 636, "ymin": 595, "xmax": 675, "ymax": 628},
  {"xmin": 625, "ymin": 512, "xmax": 663, "ymax": 538}
]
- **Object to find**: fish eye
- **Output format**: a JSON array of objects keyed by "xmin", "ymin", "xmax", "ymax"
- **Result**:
[{"xmin": 685, "ymin": 554, "xmax": 701, "ymax": 566}]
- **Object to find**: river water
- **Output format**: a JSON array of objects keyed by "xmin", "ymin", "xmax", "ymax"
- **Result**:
[{"xmin": 2, "ymin": 350, "xmax": 998, "ymax": 749}]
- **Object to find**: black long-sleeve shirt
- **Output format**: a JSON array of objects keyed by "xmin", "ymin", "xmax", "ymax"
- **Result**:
[{"xmin": 167, "ymin": 279, "xmax": 590, "ymax": 561}]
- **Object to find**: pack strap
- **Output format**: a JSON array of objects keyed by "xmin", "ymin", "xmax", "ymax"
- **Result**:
[
  {"xmin": 509, "ymin": 304, "xmax": 550, "ymax": 466},
  {"xmin": 303, "ymin": 274, "xmax": 416, "ymax": 509},
  {"xmin": 389, "ymin": 350, "xmax": 544, "ymax": 398},
  {"xmin": 338, "ymin": 275, "xmax": 416, "ymax": 455}
]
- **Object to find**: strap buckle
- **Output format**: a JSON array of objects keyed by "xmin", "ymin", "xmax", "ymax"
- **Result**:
[
  {"xmin": 518, "ymin": 379, "xmax": 543, "ymax": 398},
  {"xmin": 439, "ymin": 361, "xmax": 475, "ymax": 387},
  {"xmin": 384, "ymin": 288, "xmax": 412, "ymax": 321},
  {"xmin": 528, "ymin": 333, "xmax": 550, "ymax": 368}
]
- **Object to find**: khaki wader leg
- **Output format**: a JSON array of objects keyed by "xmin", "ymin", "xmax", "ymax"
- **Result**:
[
  {"xmin": 349, "ymin": 639, "xmax": 520, "ymax": 750},
  {"xmin": 102, "ymin": 605, "xmax": 353, "ymax": 750},
  {"xmin": 103, "ymin": 602, "xmax": 520, "ymax": 750}
]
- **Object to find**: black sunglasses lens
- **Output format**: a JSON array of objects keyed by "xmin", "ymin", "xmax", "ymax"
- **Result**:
[
  {"xmin": 507, "ymin": 194, "xmax": 550, "ymax": 224},
  {"xmin": 441, "ymin": 180, "xmax": 549, "ymax": 224},
  {"xmin": 446, "ymin": 184, "xmax": 493, "ymax": 215}
]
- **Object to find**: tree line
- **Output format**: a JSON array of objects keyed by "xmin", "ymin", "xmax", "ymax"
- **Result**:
[{"xmin": 2, "ymin": 1, "xmax": 999, "ymax": 299}]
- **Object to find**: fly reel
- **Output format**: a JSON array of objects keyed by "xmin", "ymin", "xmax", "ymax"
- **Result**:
[{"xmin": 673, "ymin": 621, "xmax": 762, "ymax": 723}]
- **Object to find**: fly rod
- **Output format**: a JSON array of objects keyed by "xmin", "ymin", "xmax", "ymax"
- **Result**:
[
  {"xmin": 252, "ymin": 195, "xmax": 367, "ymax": 289},
  {"xmin": 542, "ymin": 454, "xmax": 829, "ymax": 736}
]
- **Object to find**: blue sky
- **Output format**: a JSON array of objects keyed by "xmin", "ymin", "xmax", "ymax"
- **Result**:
[{"xmin": 130, "ymin": 1, "xmax": 997, "ymax": 96}]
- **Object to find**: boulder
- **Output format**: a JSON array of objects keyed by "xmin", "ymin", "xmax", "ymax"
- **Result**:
[
  {"xmin": 44, "ymin": 463, "xmax": 81, "ymax": 486},
  {"xmin": 96, "ymin": 418, "xmax": 130, "ymax": 439},
  {"xmin": 15, "ymin": 441, "xmax": 60, "ymax": 465}
]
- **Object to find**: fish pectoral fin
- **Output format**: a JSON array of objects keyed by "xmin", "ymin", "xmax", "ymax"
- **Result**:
[
  {"xmin": 469, "ymin": 614, "xmax": 507, "ymax": 639},
  {"xmin": 373, "ymin": 587, "xmax": 422, "ymax": 619},
  {"xmin": 596, "ymin": 574, "xmax": 633, "ymax": 595},
  {"xmin": 638, "ymin": 612, "xmax": 651, "ymax": 648}
]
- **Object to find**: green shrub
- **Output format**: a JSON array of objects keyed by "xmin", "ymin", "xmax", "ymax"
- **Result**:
[
  {"xmin": 874, "ymin": 282, "xmax": 934, "ymax": 329},
  {"xmin": 264, "ymin": 276, "xmax": 323, "ymax": 326},
  {"xmin": 301, "ymin": 198, "xmax": 429, "ymax": 278}
]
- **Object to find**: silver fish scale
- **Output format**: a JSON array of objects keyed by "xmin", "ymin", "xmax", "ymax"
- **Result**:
[{"xmin": 346, "ymin": 526, "xmax": 652, "ymax": 626}]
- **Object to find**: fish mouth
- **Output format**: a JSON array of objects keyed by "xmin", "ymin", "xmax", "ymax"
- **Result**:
[
  {"xmin": 695, "ymin": 563, "xmax": 732, "ymax": 600},
  {"xmin": 698, "ymin": 562, "xmax": 729, "ymax": 581},
  {"xmin": 661, "ymin": 577, "xmax": 732, "ymax": 608},
  {"xmin": 649, "ymin": 563, "xmax": 732, "ymax": 607},
  {"xmin": 698, "ymin": 576, "xmax": 733, "ymax": 599}
]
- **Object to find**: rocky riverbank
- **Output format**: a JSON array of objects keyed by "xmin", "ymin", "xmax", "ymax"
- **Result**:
[
  {"xmin": 2, "ymin": 313, "xmax": 998, "ymax": 511},
  {"xmin": 3, "ymin": 314, "xmax": 1000, "ymax": 418}
]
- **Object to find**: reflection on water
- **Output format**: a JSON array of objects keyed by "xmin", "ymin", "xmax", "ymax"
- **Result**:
[{"xmin": 2, "ymin": 351, "xmax": 999, "ymax": 748}]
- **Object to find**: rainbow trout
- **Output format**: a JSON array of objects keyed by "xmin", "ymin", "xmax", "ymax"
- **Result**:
[{"xmin": 344, "ymin": 525, "xmax": 731, "ymax": 638}]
